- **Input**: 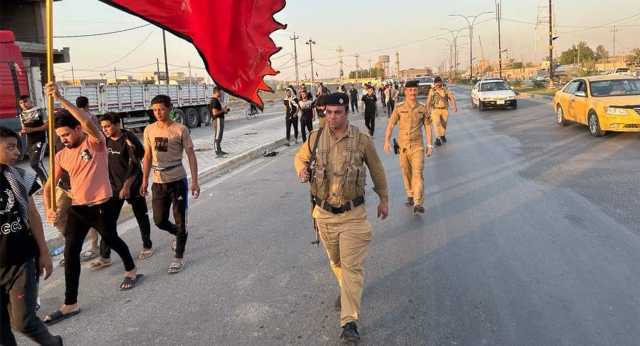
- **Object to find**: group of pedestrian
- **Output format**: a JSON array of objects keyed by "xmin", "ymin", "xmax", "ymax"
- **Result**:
[
  {"xmin": 1, "ymin": 81, "xmax": 201, "ymax": 344},
  {"xmin": 294, "ymin": 76, "xmax": 457, "ymax": 342}
]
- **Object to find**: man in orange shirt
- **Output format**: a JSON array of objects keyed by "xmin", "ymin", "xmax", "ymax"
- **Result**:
[{"xmin": 42, "ymin": 82, "xmax": 140, "ymax": 325}]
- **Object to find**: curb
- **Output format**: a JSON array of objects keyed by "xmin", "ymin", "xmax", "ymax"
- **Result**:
[{"xmin": 45, "ymin": 136, "xmax": 288, "ymax": 253}]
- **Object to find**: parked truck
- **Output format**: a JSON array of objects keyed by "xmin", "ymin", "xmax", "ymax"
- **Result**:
[{"xmin": 1, "ymin": 29, "xmax": 215, "ymax": 135}]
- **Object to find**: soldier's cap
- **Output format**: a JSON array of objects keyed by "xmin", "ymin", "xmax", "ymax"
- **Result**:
[
  {"xmin": 434, "ymin": 76, "xmax": 443, "ymax": 83},
  {"xmin": 320, "ymin": 92, "xmax": 350, "ymax": 107},
  {"xmin": 405, "ymin": 80, "xmax": 419, "ymax": 88}
]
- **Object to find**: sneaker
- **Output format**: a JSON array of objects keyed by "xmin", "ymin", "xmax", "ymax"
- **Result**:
[
  {"xmin": 441, "ymin": 135, "xmax": 447, "ymax": 143},
  {"xmin": 405, "ymin": 197, "xmax": 414, "ymax": 207},
  {"xmin": 434, "ymin": 138, "xmax": 442, "ymax": 147},
  {"xmin": 413, "ymin": 205, "xmax": 425, "ymax": 215},
  {"xmin": 340, "ymin": 322, "xmax": 360, "ymax": 343}
]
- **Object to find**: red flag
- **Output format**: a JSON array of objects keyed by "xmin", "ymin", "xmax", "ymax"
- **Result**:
[{"xmin": 99, "ymin": 0, "xmax": 286, "ymax": 108}]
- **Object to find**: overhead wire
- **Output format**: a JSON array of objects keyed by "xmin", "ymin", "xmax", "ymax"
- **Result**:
[{"xmin": 54, "ymin": 23, "xmax": 151, "ymax": 38}]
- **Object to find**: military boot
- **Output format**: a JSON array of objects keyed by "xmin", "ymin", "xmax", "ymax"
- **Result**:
[
  {"xmin": 441, "ymin": 135, "xmax": 447, "ymax": 143},
  {"xmin": 340, "ymin": 322, "xmax": 360, "ymax": 343},
  {"xmin": 414, "ymin": 205, "xmax": 425, "ymax": 214},
  {"xmin": 434, "ymin": 138, "xmax": 442, "ymax": 146}
]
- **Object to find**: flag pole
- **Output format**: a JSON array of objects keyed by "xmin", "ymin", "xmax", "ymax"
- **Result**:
[{"xmin": 45, "ymin": 0, "xmax": 56, "ymax": 211}]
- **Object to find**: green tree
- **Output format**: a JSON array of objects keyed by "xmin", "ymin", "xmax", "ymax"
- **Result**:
[
  {"xmin": 595, "ymin": 45, "xmax": 609, "ymax": 61},
  {"xmin": 626, "ymin": 48, "xmax": 640, "ymax": 67},
  {"xmin": 559, "ymin": 41, "xmax": 595, "ymax": 65}
]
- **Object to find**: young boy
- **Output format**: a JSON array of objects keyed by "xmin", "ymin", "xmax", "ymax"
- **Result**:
[
  {"xmin": 141, "ymin": 95, "xmax": 200, "ymax": 273},
  {"xmin": 0, "ymin": 127, "xmax": 62, "ymax": 345}
]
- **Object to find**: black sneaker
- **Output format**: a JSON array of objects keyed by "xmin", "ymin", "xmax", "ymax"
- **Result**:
[
  {"xmin": 405, "ymin": 197, "xmax": 414, "ymax": 207},
  {"xmin": 434, "ymin": 138, "xmax": 442, "ymax": 146},
  {"xmin": 413, "ymin": 205, "xmax": 425, "ymax": 214},
  {"xmin": 340, "ymin": 322, "xmax": 360, "ymax": 343},
  {"xmin": 441, "ymin": 135, "xmax": 447, "ymax": 143}
]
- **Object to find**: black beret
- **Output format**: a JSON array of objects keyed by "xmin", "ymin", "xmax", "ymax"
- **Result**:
[
  {"xmin": 321, "ymin": 92, "xmax": 350, "ymax": 106},
  {"xmin": 405, "ymin": 80, "xmax": 419, "ymax": 88}
]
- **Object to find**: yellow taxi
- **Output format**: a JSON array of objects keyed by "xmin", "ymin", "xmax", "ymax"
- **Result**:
[{"xmin": 553, "ymin": 75, "xmax": 640, "ymax": 136}]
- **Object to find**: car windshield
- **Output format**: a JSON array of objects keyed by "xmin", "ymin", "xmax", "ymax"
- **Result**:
[
  {"xmin": 480, "ymin": 81, "xmax": 510, "ymax": 92},
  {"xmin": 417, "ymin": 77, "xmax": 433, "ymax": 84},
  {"xmin": 590, "ymin": 79, "xmax": 640, "ymax": 97}
]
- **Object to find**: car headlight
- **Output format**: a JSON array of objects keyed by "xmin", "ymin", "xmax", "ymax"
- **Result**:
[{"xmin": 606, "ymin": 107, "xmax": 628, "ymax": 116}]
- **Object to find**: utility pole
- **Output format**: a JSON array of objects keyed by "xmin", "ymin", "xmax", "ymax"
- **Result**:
[
  {"xmin": 71, "ymin": 65, "xmax": 76, "ymax": 86},
  {"xmin": 442, "ymin": 28, "xmax": 464, "ymax": 80},
  {"xmin": 548, "ymin": 0, "xmax": 554, "ymax": 86},
  {"xmin": 156, "ymin": 58, "xmax": 161, "ymax": 84},
  {"xmin": 306, "ymin": 39, "xmax": 316, "ymax": 83},
  {"xmin": 113, "ymin": 67, "xmax": 117, "ymax": 85},
  {"xmin": 162, "ymin": 29, "xmax": 170, "ymax": 85},
  {"xmin": 336, "ymin": 46, "xmax": 344, "ymax": 80},
  {"xmin": 290, "ymin": 33, "xmax": 300, "ymax": 85},
  {"xmin": 496, "ymin": 0, "xmax": 503, "ymax": 78},
  {"xmin": 354, "ymin": 54, "xmax": 360, "ymax": 79},
  {"xmin": 395, "ymin": 52, "xmax": 400, "ymax": 79},
  {"xmin": 611, "ymin": 25, "xmax": 618, "ymax": 57}
]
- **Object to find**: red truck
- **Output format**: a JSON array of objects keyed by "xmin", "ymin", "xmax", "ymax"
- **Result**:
[{"xmin": 0, "ymin": 30, "xmax": 30, "ymax": 132}]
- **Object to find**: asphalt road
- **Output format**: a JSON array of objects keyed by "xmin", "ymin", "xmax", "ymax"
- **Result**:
[{"xmin": 30, "ymin": 87, "xmax": 640, "ymax": 345}]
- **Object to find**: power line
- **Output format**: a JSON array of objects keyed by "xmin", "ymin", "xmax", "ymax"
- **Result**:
[
  {"xmin": 91, "ymin": 30, "xmax": 154, "ymax": 69},
  {"xmin": 54, "ymin": 23, "xmax": 151, "ymax": 38}
]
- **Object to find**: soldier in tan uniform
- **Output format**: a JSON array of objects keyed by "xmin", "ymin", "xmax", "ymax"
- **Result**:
[
  {"xmin": 295, "ymin": 92, "xmax": 389, "ymax": 343},
  {"xmin": 384, "ymin": 80, "xmax": 433, "ymax": 214},
  {"xmin": 426, "ymin": 76, "xmax": 457, "ymax": 146}
]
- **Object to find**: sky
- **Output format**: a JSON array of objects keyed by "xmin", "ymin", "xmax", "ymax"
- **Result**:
[{"xmin": 51, "ymin": 0, "xmax": 640, "ymax": 82}]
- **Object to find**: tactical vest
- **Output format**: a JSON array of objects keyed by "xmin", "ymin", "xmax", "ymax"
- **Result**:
[
  {"xmin": 431, "ymin": 88, "xmax": 450, "ymax": 109},
  {"xmin": 310, "ymin": 125, "xmax": 367, "ymax": 203}
]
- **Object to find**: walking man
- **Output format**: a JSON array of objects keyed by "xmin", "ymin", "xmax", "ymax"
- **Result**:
[
  {"xmin": 295, "ymin": 93, "xmax": 389, "ymax": 342},
  {"xmin": 0, "ymin": 127, "xmax": 62, "ymax": 346},
  {"xmin": 361, "ymin": 85, "xmax": 377, "ymax": 136},
  {"xmin": 42, "ymin": 82, "xmax": 141, "ymax": 325},
  {"xmin": 349, "ymin": 85, "xmax": 359, "ymax": 113},
  {"xmin": 141, "ymin": 95, "xmax": 200, "ymax": 274},
  {"xmin": 298, "ymin": 89, "xmax": 314, "ymax": 142},
  {"xmin": 283, "ymin": 87, "xmax": 299, "ymax": 145},
  {"xmin": 384, "ymin": 80, "xmax": 433, "ymax": 214},
  {"xmin": 17, "ymin": 96, "xmax": 48, "ymax": 186},
  {"xmin": 426, "ymin": 76, "xmax": 457, "ymax": 146},
  {"xmin": 209, "ymin": 87, "xmax": 229, "ymax": 156},
  {"xmin": 88, "ymin": 113, "xmax": 153, "ymax": 270}
]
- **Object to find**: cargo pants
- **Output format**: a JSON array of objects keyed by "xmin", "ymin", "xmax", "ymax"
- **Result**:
[
  {"xmin": 431, "ymin": 108, "xmax": 449, "ymax": 138},
  {"xmin": 399, "ymin": 145, "xmax": 425, "ymax": 205},
  {"xmin": 316, "ymin": 209, "xmax": 372, "ymax": 327}
]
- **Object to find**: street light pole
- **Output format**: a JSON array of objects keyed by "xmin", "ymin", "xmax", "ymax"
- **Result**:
[
  {"xmin": 449, "ymin": 11, "xmax": 494, "ymax": 80},
  {"xmin": 548, "ymin": 0, "xmax": 555, "ymax": 86},
  {"xmin": 496, "ymin": 0, "xmax": 503, "ymax": 78},
  {"xmin": 306, "ymin": 39, "xmax": 316, "ymax": 83},
  {"xmin": 441, "ymin": 28, "xmax": 465, "ymax": 80}
]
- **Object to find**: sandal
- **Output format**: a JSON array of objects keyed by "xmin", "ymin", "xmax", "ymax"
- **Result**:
[
  {"xmin": 80, "ymin": 249, "xmax": 99, "ymax": 262},
  {"xmin": 137, "ymin": 248, "xmax": 154, "ymax": 260},
  {"xmin": 43, "ymin": 309, "xmax": 81, "ymax": 326},
  {"xmin": 120, "ymin": 274, "xmax": 144, "ymax": 291},
  {"xmin": 168, "ymin": 261, "xmax": 184, "ymax": 274},
  {"xmin": 88, "ymin": 259, "xmax": 112, "ymax": 271}
]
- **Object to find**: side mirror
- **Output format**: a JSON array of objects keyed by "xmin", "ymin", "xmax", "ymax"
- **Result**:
[{"xmin": 574, "ymin": 91, "xmax": 586, "ymax": 97}]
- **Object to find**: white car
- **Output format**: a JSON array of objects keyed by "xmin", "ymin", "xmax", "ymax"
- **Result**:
[{"xmin": 471, "ymin": 79, "xmax": 518, "ymax": 111}]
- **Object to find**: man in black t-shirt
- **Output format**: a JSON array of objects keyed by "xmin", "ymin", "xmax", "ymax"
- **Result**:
[
  {"xmin": 361, "ymin": 86, "xmax": 378, "ymax": 136},
  {"xmin": 349, "ymin": 85, "xmax": 359, "ymax": 113},
  {"xmin": 0, "ymin": 127, "xmax": 62, "ymax": 345},
  {"xmin": 209, "ymin": 87, "xmax": 230, "ymax": 156},
  {"xmin": 89, "ymin": 113, "xmax": 153, "ymax": 268},
  {"xmin": 18, "ymin": 95, "xmax": 48, "ymax": 185}
]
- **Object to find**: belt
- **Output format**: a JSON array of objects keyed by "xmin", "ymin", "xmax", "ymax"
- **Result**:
[
  {"xmin": 313, "ymin": 196, "xmax": 365, "ymax": 214},
  {"xmin": 434, "ymin": 106, "xmax": 448, "ymax": 109},
  {"xmin": 153, "ymin": 163, "xmax": 182, "ymax": 172}
]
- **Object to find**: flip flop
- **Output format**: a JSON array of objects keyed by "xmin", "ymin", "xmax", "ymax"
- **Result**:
[
  {"xmin": 120, "ymin": 274, "xmax": 144, "ymax": 291},
  {"xmin": 80, "ymin": 249, "xmax": 99, "ymax": 262},
  {"xmin": 43, "ymin": 309, "xmax": 81, "ymax": 326},
  {"xmin": 168, "ymin": 261, "xmax": 184, "ymax": 274},
  {"xmin": 88, "ymin": 259, "xmax": 112, "ymax": 271},
  {"xmin": 137, "ymin": 249, "xmax": 154, "ymax": 260}
]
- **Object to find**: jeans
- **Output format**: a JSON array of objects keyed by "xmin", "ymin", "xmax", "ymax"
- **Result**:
[
  {"xmin": 152, "ymin": 178, "xmax": 188, "ymax": 258},
  {"xmin": 100, "ymin": 196, "xmax": 152, "ymax": 259},
  {"xmin": 300, "ymin": 115, "xmax": 313, "ymax": 142},
  {"xmin": 364, "ymin": 112, "xmax": 376, "ymax": 136},
  {"xmin": 0, "ymin": 260, "xmax": 61, "ymax": 346},
  {"xmin": 28, "ymin": 139, "xmax": 48, "ymax": 185},
  {"xmin": 286, "ymin": 115, "xmax": 299, "ymax": 141},
  {"xmin": 64, "ymin": 201, "xmax": 136, "ymax": 305}
]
